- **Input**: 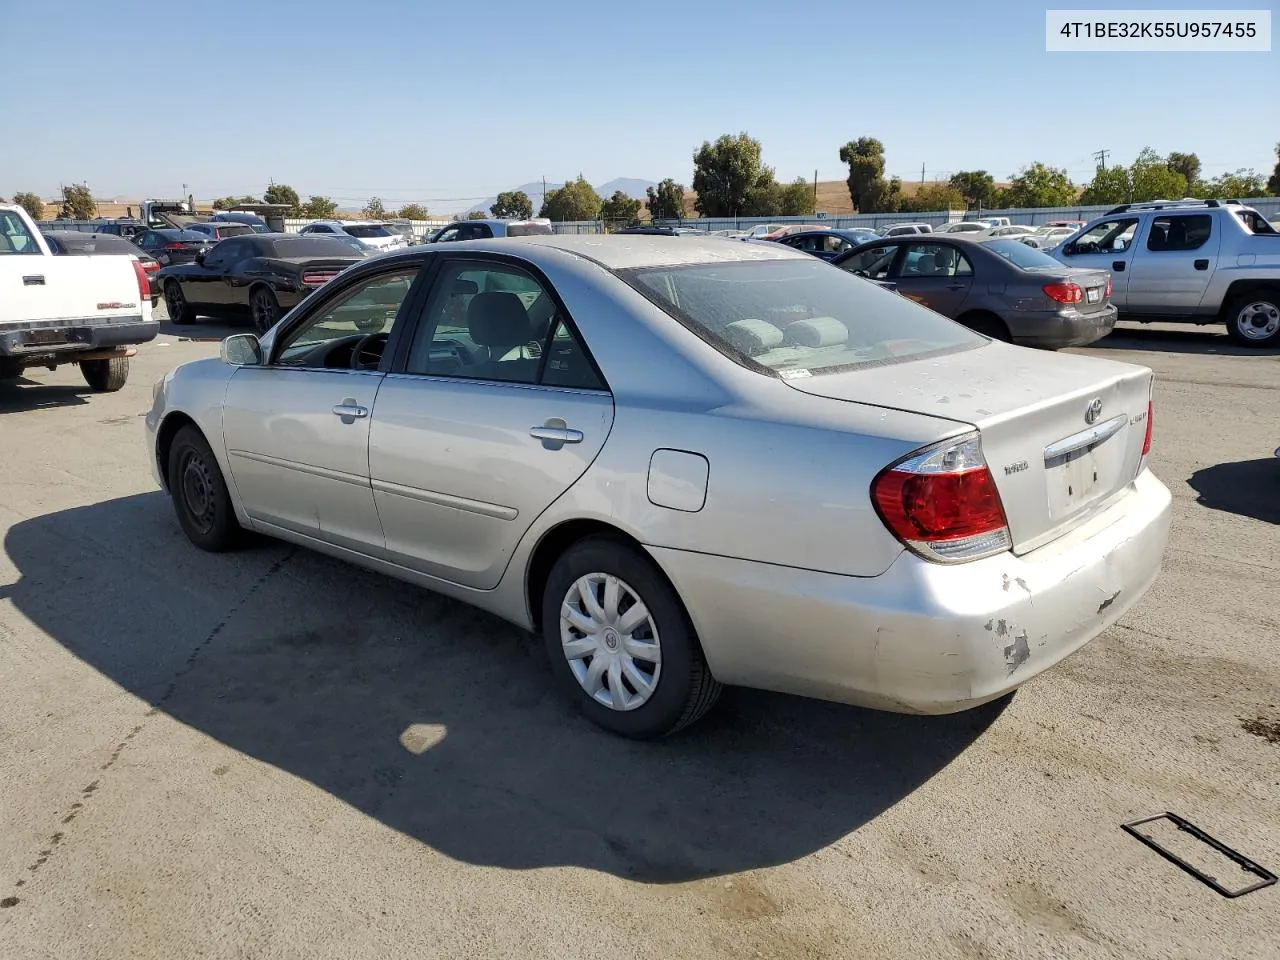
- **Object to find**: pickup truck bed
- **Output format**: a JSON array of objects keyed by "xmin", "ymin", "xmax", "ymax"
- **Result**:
[{"xmin": 1, "ymin": 204, "xmax": 158, "ymax": 391}]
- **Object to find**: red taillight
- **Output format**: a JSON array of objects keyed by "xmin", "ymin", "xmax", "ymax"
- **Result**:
[
  {"xmin": 871, "ymin": 434, "xmax": 1012, "ymax": 563},
  {"xmin": 164, "ymin": 242, "xmax": 186, "ymax": 250},
  {"xmin": 141, "ymin": 261, "xmax": 160, "ymax": 272},
  {"xmin": 1043, "ymin": 280, "xmax": 1084, "ymax": 304},
  {"xmin": 1104, "ymin": 275, "xmax": 1112, "ymax": 298},
  {"xmin": 132, "ymin": 259, "xmax": 149, "ymax": 303},
  {"xmin": 1141, "ymin": 400, "xmax": 1153, "ymax": 457}
]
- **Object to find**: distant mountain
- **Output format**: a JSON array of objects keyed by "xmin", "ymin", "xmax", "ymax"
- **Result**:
[{"xmin": 461, "ymin": 178, "xmax": 657, "ymax": 216}]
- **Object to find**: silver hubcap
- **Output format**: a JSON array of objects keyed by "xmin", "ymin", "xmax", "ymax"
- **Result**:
[
  {"xmin": 560, "ymin": 573, "xmax": 662, "ymax": 712},
  {"xmin": 1236, "ymin": 301, "xmax": 1280, "ymax": 341}
]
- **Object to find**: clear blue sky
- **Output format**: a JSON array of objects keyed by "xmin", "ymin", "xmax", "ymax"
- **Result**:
[{"xmin": 1, "ymin": 0, "xmax": 1275, "ymax": 211}]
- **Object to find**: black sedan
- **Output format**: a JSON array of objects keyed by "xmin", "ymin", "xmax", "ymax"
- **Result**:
[
  {"xmin": 831, "ymin": 235, "xmax": 1116, "ymax": 348},
  {"xmin": 157, "ymin": 233, "xmax": 367, "ymax": 332},
  {"xmin": 136, "ymin": 228, "xmax": 211, "ymax": 266},
  {"xmin": 772, "ymin": 228, "xmax": 882, "ymax": 261},
  {"xmin": 43, "ymin": 230, "xmax": 162, "ymax": 308}
]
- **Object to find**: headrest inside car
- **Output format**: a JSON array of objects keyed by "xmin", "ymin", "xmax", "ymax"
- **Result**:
[
  {"xmin": 467, "ymin": 292, "xmax": 532, "ymax": 347},
  {"xmin": 724, "ymin": 318, "xmax": 785, "ymax": 356},
  {"xmin": 785, "ymin": 316, "xmax": 849, "ymax": 348},
  {"xmin": 451, "ymin": 278, "xmax": 479, "ymax": 296}
]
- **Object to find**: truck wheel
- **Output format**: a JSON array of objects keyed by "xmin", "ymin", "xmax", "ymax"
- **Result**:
[
  {"xmin": 167, "ymin": 425, "xmax": 242, "ymax": 552},
  {"xmin": 0, "ymin": 358, "xmax": 22, "ymax": 381},
  {"xmin": 250, "ymin": 287, "xmax": 280, "ymax": 334},
  {"xmin": 165, "ymin": 281, "xmax": 195, "ymax": 325},
  {"xmin": 81, "ymin": 356, "xmax": 129, "ymax": 392},
  {"xmin": 1224, "ymin": 292, "xmax": 1280, "ymax": 347}
]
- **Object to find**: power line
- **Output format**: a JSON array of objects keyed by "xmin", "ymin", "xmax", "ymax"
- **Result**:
[{"xmin": 1093, "ymin": 149, "xmax": 1109, "ymax": 172}]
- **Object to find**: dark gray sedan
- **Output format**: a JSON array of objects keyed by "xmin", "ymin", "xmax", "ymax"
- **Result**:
[{"xmin": 833, "ymin": 236, "xmax": 1117, "ymax": 348}]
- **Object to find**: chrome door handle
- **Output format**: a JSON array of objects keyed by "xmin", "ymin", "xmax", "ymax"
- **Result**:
[
  {"xmin": 332, "ymin": 401, "xmax": 369, "ymax": 419},
  {"xmin": 530, "ymin": 426, "xmax": 583, "ymax": 444}
]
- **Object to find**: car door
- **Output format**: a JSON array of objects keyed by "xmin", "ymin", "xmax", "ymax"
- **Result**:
[
  {"xmin": 888, "ymin": 242, "xmax": 974, "ymax": 316},
  {"xmin": 817, "ymin": 234, "xmax": 854, "ymax": 261},
  {"xmin": 1056, "ymin": 216, "xmax": 1138, "ymax": 308},
  {"xmin": 185, "ymin": 239, "xmax": 240, "ymax": 309},
  {"xmin": 221, "ymin": 264, "xmax": 425, "ymax": 553},
  {"xmin": 1125, "ymin": 213, "xmax": 1219, "ymax": 317},
  {"xmin": 368, "ymin": 256, "xmax": 614, "ymax": 589},
  {"xmin": 836, "ymin": 243, "xmax": 900, "ymax": 280}
]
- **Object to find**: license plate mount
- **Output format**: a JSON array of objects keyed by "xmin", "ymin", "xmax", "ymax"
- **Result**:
[{"xmin": 1086, "ymin": 287, "xmax": 1102, "ymax": 303}]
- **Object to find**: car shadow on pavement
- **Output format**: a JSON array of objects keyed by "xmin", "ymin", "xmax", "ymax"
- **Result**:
[
  {"xmin": 158, "ymin": 317, "xmax": 246, "ymax": 342},
  {"xmin": 0, "ymin": 379, "xmax": 94, "ymax": 413},
  {"xmin": 1089, "ymin": 325, "xmax": 1280, "ymax": 357},
  {"xmin": 2, "ymin": 493, "xmax": 1004, "ymax": 883},
  {"xmin": 1188, "ymin": 458, "xmax": 1280, "ymax": 525}
]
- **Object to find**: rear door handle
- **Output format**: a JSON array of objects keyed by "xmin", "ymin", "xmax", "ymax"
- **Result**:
[
  {"xmin": 530, "ymin": 418, "xmax": 583, "ymax": 445},
  {"xmin": 332, "ymin": 401, "xmax": 369, "ymax": 419},
  {"xmin": 945, "ymin": 283, "xmax": 967, "ymax": 291},
  {"xmin": 1193, "ymin": 259, "xmax": 1209, "ymax": 271},
  {"xmin": 1112, "ymin": 261, "xmax": 1126, "ymax": 272}
]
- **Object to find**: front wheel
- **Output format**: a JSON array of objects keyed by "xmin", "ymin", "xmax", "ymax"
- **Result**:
[
  {"xmin": 542, "ymin": 537, "xmax": 721, "ymax": 739},
  {"xmin": 167, "ymin": 425, "xmax": 242, "ymax": 552},
  {"xmin": 1224, "ymin": 292, "xmax": 1280, "ymax": 347},
  {"xmin": 81, "ymin": 356, "xmax": 129, "ymax": 392},
  {"xmin": 250, "ymin": 287, "xmax": 280, "ymax": 335}
]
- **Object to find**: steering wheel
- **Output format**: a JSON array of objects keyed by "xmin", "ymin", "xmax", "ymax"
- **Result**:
[{"xmin": 349, "ymin": 333, "xmax": 387, "ymax": 371}]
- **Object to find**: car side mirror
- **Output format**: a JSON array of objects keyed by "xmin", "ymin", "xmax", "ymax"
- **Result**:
[{"xmin": 220, "ymin": 334, "xmax": 263, "ymax": 367}]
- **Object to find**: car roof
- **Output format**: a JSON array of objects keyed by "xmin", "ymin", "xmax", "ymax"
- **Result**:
[{"xmin": 445, "ymin": 234, "xmax": 806, "ymax": 270}]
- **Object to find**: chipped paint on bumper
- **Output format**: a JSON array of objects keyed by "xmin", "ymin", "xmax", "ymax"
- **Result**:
[{"xmin": 649, "ymin": 468, "xmax": 1172, "ymax": 714}]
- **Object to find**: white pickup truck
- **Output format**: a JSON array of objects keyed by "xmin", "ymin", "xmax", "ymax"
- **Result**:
[{"xmin": 1, "ymin": 204, "xmax": 158, "ymax": 391}]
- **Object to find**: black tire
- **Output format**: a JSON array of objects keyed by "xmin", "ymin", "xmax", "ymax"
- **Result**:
[
  {"xmin": 250, "ymin": 286, "xmax": 280, "ymax": 335},
  {"xmin": 961, "ymin": 312, "xmax": 1011, "ymax": 342},
  {"xmin": 0, "ymin": 358, "xmax": 22, "ymax": 381},
  {"xmin": 164, "ymin": 281, "xmax": 195, "ymax": 325},
  {"xmin": 1223, "ymin": 290, "xmax": 1280, "ymax": 347},
  {"xmin": 167, "ymin": 425, "xmax": 242, "ymax": 552},
  {"xmin": 151, "ymin": 295, "xmax": 160, "ymax": 309},
  {"xmin": 80, "ymin": 356, "xmax": 129, "ymax": 392},
  {"xmin": 541, "ymin": 536, "xmax": 721, "ymax": 739}
]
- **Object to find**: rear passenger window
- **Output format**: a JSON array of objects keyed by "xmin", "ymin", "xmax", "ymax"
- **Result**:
[
  {"xmin": 1147, "ymin": 214, "xmax": 1211, "ymax": 252},
  {"xmin": 541, "ymin": 320, "xmax": 604, "ymax": 390}
]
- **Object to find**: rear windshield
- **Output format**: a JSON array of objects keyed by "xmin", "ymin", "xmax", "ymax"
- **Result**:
[
  {"xmin": 269, "ymin": 236, "xmax": 364, "ymax": 258},
  {"xmin": 506, "ymin": 221, "xmax": 555, "ymax": 237},
  {"xmin": 979, "ymin": 239, "xmax": 1064, "ymax": 269},
  {"xmin": 344, "ymin": 224, "xmax": 392, "ymax": 238},
  {"xmin": 620, "ymin": 259, "xmax": 982, "ymax": 377},
  {"xmin": 215, "ymin": 223, "xmax": 254, "ymax": 237}
]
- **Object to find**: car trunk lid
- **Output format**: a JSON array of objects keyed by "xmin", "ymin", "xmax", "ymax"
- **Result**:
[{"xmin": 783, "ymin": 342, "xmax": 1152, "ymax": 554}]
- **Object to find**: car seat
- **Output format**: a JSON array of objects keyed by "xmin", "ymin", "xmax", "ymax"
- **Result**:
[{"xmin": 467, "ymin": 292, "xmax": 539, "ymax": 381}]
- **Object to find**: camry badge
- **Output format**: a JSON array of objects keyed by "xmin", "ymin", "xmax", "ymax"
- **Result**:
[{"xmin": 1084, "ymin": 398, "xmax": 1103, "ymax": 424}]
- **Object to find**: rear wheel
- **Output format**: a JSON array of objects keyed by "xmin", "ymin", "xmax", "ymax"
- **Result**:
[
  {"xmin": 250, "ymin": 287, "xmax": 280, "ymax": 334},
  {"xmin": 1224, "ymin": 291, "xmax": 1280, "ymax": 347},
  {"xmin": 167, "ymin": 425, "xmax": 242, "ymax": 552},
  {"xmin": 80, "ymin": 356, "xmax": 129, "ymax": 392},
  {"xmin": 164, "ymin": 281, "xmax": 195, "ymax": 325},
  {"xmin": 541, "ymin": 536, "xmax": 721, "ymax": 739},
  {"xmin": 0, "ymin": 358, "xmax": 22, "ymax": 381},
  {"xmin": 960, "ymin": 312, "xmax": 1011, "ymax": 342}
]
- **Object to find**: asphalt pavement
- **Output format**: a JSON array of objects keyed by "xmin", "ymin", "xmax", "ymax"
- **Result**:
[{"xmin": 1, "ymin": 314, "xmax": 1278, "ymax": 959}]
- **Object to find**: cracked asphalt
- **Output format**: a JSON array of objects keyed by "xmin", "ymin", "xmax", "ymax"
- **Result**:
[{"xmin": 2, "ymin": 316, "xmax": 1278, "ymax": 959}]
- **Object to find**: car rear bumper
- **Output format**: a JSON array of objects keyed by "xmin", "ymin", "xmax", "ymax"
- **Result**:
[
  {"xmin": 650, "ymin": 468, "xmax": 1171, "ymax": 714},
  {"xmin": 0, "ymin": 317, "xmax": 159, "ymax": 359},
  {"xmin": 1008, "ymin": 303, "xmax": 1117, "ymax": 348}
]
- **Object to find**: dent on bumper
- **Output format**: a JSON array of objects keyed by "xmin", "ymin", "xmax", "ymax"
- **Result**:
[{"xmin": 650, "ymin": 469, "xmax": 1172, "ymax": 714}]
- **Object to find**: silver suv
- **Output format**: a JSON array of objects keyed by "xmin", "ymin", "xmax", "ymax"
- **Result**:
[{"xmin": 1051, "ymin": 199, "xmax": 1280, "ymax": 346}]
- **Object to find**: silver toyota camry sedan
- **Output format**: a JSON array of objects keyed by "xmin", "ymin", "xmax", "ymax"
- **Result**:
[{"xmin": 145, "ymin": 235, "xmax": 1172, "ymax": 739}]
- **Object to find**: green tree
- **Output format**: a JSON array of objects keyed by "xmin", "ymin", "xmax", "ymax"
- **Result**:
[
  {"xmin": 263, "ymin": 182, "xmax": 302, "ymax": 216},
  {"xmin": 838, "ymin": 137, "xmax": 901, "ymax": 213},
  {"xmin": 212, "ymin": 197, "xmax": 234, "ymax": 210},
  {"xmin": 538, "ymin": 175, "xmax": 602, "ymax": 221},
  {"xmin": 1166, "ymin": 152, "xmax": 1202, "ymax": 188},
  {"xmin": 490, "ymin": 190, "xmax": 534, "ymax": 219},
  {"xmin": 1268, "ymin": 142, "xmax": 1280, "ymax": 196},
  {"xmin": 1079, "ymin": 166, "xmax": 1132, "ymax": 205},
  {"xmin": 742, "ymin": 174, "xmax": 782, "ymax": 216},
  {"xmin": 644, "ymin": 178, "xmax": 685, "ymax": 220},
  {"xmin": 948, "ymin": 171, "xmax": 996, "ymax": 208},
  {"xmin": 600, "ymin": 190, "xmax": 642, "ymax": 224},
  {"xmin": 395, "ymin": 203, "xmax": 429, "ymax": 220},
  {"xmin": 1129, "ymin": 148, "xmax": 1187, "ymax": 202},
  {"xmin": 1198, "ymin": 169, "xmax": 1267, "ymax": 199},
  {"xmin": 777, "ymin": 177, "xmax": 816, "ymax": 216},
  {"xmin": 58, "ymin": 183, "xmax": 95, "ymax": 220},
  {"xmin": 301, "ymin": 195, "xmax": 338, "ymax": 219},
  {"xmin": 466, "ymin": 210, "xmax": 489, "ymax": 220},
  {"xmin": 692, "ymin": 133, "xmax": 769, "ymax": 217},
  {"xmin": 362, "ymin": 197, "xmax": 387, "ymax": 219},
  {"xmin": 1000, "ymin": 163, "xmax": 1076, "ymax": 208},
  {"xmin": 901, "ymin": 183, "xmax": 965, "ymax": 213},
  {"xmin": 11, "ymin": 191, "xmax": 45, "ymax": 220}
]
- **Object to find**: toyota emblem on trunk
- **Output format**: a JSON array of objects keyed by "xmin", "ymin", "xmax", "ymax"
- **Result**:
[{"xmin": 1084, "ymin": 398, "xmax": 1103, "ymax": 424}]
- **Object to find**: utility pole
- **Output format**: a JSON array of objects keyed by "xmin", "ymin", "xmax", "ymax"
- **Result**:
[
  {"xmin": 541, "ymin": 176, "xmax": 547, "ymax": 211},
  {"xmin": 920, "ymin": 162, "xmax": 926, "ymax": 184},
  {"xmin": 813, "ymin": 169, "xmax": 818, "ymax": 211},
  {"xmin": 1092, "ymin": 149, "xmax": 1109, "ymax": 172}
]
